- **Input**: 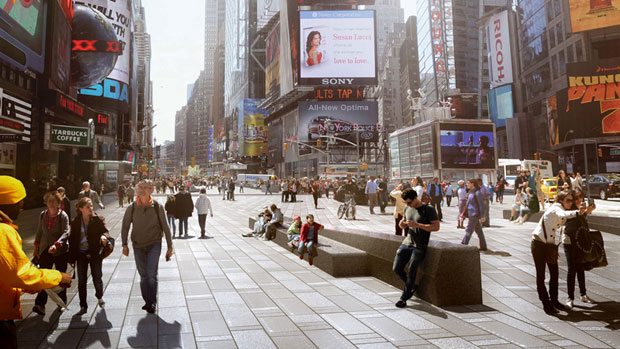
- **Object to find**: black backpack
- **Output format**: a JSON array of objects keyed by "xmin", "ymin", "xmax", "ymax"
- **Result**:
[{"xmin": 130, "ymin": 200, "xmax": 164, "ymax": 233}]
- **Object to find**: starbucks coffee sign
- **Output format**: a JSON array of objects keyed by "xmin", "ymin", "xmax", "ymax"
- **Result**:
[{"xmin": 51, "ymin": 124, "xmax": 91, "ymax": 147}]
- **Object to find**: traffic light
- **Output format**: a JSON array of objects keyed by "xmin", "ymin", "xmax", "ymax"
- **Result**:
[
  {"xmin": 317, "ymin": 138, "xmax": 322, "ymax": 148},
  {"xmin": 598, "ymin": 148, "xmax": 603, "ymax": 157},
  {"xmin": 284, "ymin": 142, "xmax": 289, "ymax": 151}
]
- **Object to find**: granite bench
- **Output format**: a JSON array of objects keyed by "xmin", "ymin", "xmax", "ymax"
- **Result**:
[
  {"xmin": 249, "ymin": 216, "xmax": 482, "ymax": 306},
  {"xmin": 248, "ymin": 217, "xmax": 369, "ymax": 277}
]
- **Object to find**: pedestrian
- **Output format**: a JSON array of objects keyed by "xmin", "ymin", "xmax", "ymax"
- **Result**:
[
  {"xmin": 286, "ymin": 215, "xmax": 303, "ymax": 251},
  {"xmin": 510, "ymin": 189, "xmax": 526, "ymax": 221},
  {"xmin": 390, "ymin": 183, "xmax": 409, "ymax": 236},
  {"xmin": 290, "ymin": 181, "xmax": 297, "ymax": 202},
  {"xmin": 557, "ymin": 170, "xmax": 572, "ymax": 191},
  {"xmin": 126, "ymin": 184, "xmax": 135, "ymax": 204},
  {"xmin": 32, "ymin": 191, "xmax": 71, "ymax": 316},
  {"xmin": 325, "ymin": 180, "xmax": 331, "ymax": 199},
  {"xmin": 311, "ymin": 180, "xmax": 320, "ymax": 209},
  {"xmin": 121, "ymin": 180, "xmax": 174, "ymax": 314},
  {"xmin": 378, "ymin": 176, "xmax": 388, "ymax": 213},
  {"xmin": 531, "ymin": 190, "xmax": 589, "ymax": 314},
  {"xmin": 456, "ymin": 180, "xmax": 467, "ymax": 229},
  {"xmin": 534, "ymin": 168, "xmax": 546, "ymax": 210},
  {"xmin": 515, "ymin": 188, "xmax": 540, "ymax": 224},
  {"xmin": 427, "ymin": 177, "xmax": 444, "ymax": 220},
  {"xmin": 117, "ymin": 183, "xmax": 125, "ymax": 208},
  {"xmin": 270, "ymin": 204, "xmax": 283, "ymax": 227},
  {"xmin": 165, "ymin": 195, "xmax": 177, "ymax": 238},
  {"xmin": 365, "ymin": 176, "xmax": 378, "ymax": 214},
  {"xmin": 281, "ymin": 180, "xmax": 289, "ymax": 202},
  {"xmin": 228, "ymin": 179, "xmax": 235, "ymax": 201},
  {"xmin": 195, "ymin": 187, "xmax": 213, "ymax": 238},
  {"xmin": 460, "ymin": 178, "xmax": 487, "ymax": 251},
  {"xmin": 562, "ymin": 188, "xmax": 594, "ymax": 309},
  {"xmin": 0, "ymin": 176, "xmax": 72, "ymax": 348},
  {"xmin": 78, "ymin": 181, "xmax": 105, "ymax": 210},
  {"xmin": 57, "ymin": 186, "xmax": 72, "ymax": 222},
  {"xmin": 240, "ymin": 180, "xmax": 244, "ymax": 193},
  {"xmin": 68, "ymin": 197, "xmax": 111, "ymax": 314},
  {"xmin": 497, "ymin": 177, "xmax": 505, "ymax": 204},
  {"xmin": 174, "ymin": 186, "xmax": 194, "ymax": 238},
  {"xmin": 478, "ymin": 179, "xmax": 491, "ymax": 227},
  {"xmin": 298, "ymin": 214, "xmax": 323, "ymax": 266},
  {"xmin": 393, "ymin": 188, "xmax": 440, "ymax": 308},
  {"xmin": 265, "ymin": 179, "xmax": 272, "ymax": 195},
  {"xmin": 445, "ymin": 182, "xmax": 453, "ymax": 207}
]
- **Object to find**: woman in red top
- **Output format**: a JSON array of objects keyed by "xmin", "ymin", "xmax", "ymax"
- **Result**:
[
  {"xmin": 298, "ymin": 214, "xmax": 323, "ymax": 265},
  {"xmin": 306, "ymin": 31, "xmax": 323, "ymax": 66}
]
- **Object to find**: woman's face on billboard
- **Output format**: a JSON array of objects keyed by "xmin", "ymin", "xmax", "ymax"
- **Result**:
[{"xmin": 312, "ymin": 33, "xmax": 321, "ymax": 47}]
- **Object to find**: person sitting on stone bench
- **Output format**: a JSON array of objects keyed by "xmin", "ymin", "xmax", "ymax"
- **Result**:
[
  {"xmin": 286, "ymin": 215, "xmax": 302, "ymax": 252},
  {"xmin": 393, "ymin": 188, "xmax": 440, "ymax": 308},
  {"xmin": 270, "ymin": 204, "xmax": 283, "ymax": 227},
  {"xmin": 298, "ymin": 214, "xmax": 323, "ymax": 266},
  {"xmin": 243, "ymin": 208, "xmax": 270, "ymax": 237},
  {"xmin": 514, "ymin": 188, "xmax": 540, "ymax": 224}
]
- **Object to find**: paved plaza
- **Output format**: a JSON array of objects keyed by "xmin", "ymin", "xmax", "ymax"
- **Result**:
[{"xmin": 13, "ymin": 189, "xmax": 620, "ymax": 348}]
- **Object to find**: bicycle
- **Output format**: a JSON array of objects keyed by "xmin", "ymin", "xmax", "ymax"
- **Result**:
[{"xmin": 337, "ymin": 193, "xmax": 356, "ymax": 220}]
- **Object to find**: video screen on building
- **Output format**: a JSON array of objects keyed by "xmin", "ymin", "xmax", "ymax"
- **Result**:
[
  {"xmin": 299, "ymin": 10, "xmax": 377, "ymax": 86},
  {"xmin": 440, "ymin": 123, "xmax": 496, "ymax": 169},
  {"xmin": 0, "ymin": 0, "xmax": 46, "ymax": 73},
  {"xmin": 487, "ymin": 84, "xmax": 514, "ymax": 128}
]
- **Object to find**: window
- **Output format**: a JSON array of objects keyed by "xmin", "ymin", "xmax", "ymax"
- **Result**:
[
  {"xmin": 576, "ymin": 40, "xmax": 584, "ymax": 61},
  {"xmin": 551, "ymin": 54, "xmax": 559, "ymax": 79},
  {"xmin": 554, "ymin": 0, "xmax": 562, "ymax": 16},
  {"xmin": 546, "ymin": 1, "xmax": 553, "ymax": 21},
  {"xmin": 559, "ymin": 50, "xmax": 566, "ymax": 75},
  {"xmin": 556, "ymin": 22, "xmax": 564, "ymax": 44},
  {"xmin": 548, "ymin": 27, "xmax": 556, "ymax": 48},
  {"xmin": 567, "ymin": 44, "xmax": 574, "ymax": 63}
]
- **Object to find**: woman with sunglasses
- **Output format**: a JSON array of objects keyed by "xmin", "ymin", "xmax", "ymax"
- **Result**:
[
  {"xmin": 531, "ymin": 191, "xmax": 590, "ymax": 314},
  {"xmin": 562, "ymin": 188, "xmax": 595, "ymax": 309}
]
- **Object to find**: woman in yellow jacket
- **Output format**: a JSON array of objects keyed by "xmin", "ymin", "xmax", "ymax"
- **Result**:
[{"xmin": 0, "ymin": 176, "xmax": 72, "ymax": 348}]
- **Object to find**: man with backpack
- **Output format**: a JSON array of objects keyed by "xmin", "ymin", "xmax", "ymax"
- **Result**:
[
  {"xmin": 121, "ymin": 180, "xmax": 173, "ymax": 314},
  {"xmin": 393, "ymin": 188, "xmax": 440, "ymax": 308}
]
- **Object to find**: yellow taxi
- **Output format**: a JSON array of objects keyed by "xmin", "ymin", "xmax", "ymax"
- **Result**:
[{"xmin": 540, "ymin": 178, "xmax": 558, "ymax": 201}]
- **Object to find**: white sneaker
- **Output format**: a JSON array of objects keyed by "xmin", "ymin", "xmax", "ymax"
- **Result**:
[
  {"xmin": 566, "ymin": 298, "xmax": 574, "ymax": 309},
  {"xmin": 98, "ymin": 298, "xmax": 105, "ymax": 307},
  {"xmin": 580, "ymin": 295, "xmax": 593, "ymax": 304}
]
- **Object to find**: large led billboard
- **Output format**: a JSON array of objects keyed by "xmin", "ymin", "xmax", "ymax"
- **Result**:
[
  {"xmin": 265, "ymin": 23, "xmax": 280, "ymax": 99},
  {"xmin": 440, "ymin": 123, "xmax": 496, "ymax": 169},
  {"xmin": 238, "ymin": 99, "xmax": 268, "ymax": 157},
  {"xmin": 487, "ymin": 84, "xmax": 514, "ymax": 128},
  {"xmin": 0, "ymin": 0, "xmax": 47, "ymax": 73},
  {"xmin": 299, "ymin": 10, "xmax": 377, "ymax": 86},
  {"xmin": 554, "ymin": 58, "xmax": 620, "ymax": 143},
  {"xmin": 569, "ymin": 0, "xmax": 620, "ymax": 32},
  {"xmin": 298, "ymin": 101, "xmax": 380, "ymax": 154}
]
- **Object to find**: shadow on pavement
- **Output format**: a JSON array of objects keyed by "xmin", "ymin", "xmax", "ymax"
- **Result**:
[
  {"xmin": 442, "ymin": 304, "xmax": 497, "ymax": 314},
  {"xmin": 481, "ymin": 249, "xmax": 512, "ymax": 257},
  {"xmin": 79, "ymin": 309, "xmax": 113, "ymax": 348},
  {"xmin": 126, "ymin": 315, "xmax": 181, "ymax": 347},
  {"xmin": 558, "ymin": 301, "xmax": 620, "ymax": 330},
  {"xmin": 408, "ymin": 299, "xmax": 449, "ymax": 318}
]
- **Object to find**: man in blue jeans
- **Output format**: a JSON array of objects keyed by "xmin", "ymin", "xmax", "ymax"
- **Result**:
[
  {"xmin": 393, "ymin": 188, "xmax": 440, "ymax": 308},
  {"xmin": 121, "ymin": 180, "xmax": 174, "ymax": 313}
]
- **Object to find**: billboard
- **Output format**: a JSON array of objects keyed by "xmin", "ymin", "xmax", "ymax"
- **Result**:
[
  {"xmin": 265, "ymin": 23, "xmax": 280, "ymax": 99},
  {"xmin": 0, "ymin": 0, "xmax": 47, "ymax": 73},
  {"xmin": 299, "ymin": 10, "xmax": 377, "ymax": 86},
  {"xmin": 238, "ymin": 99, "xmax": 268, "ymax": 157},
  {"xmin": 569, "ymin": 0, "xmax": 620, "ymax": 32},
  {"xmin": 74, "ymin": 0, "xmax": 131, "ymax": 84},
  {"xmin": 487, "ymin": 84, "xmax": 514, "ymax": 127},
  {"xmin": 0, "ymin": 88, "xmax": 32, "ymax": 142},
  {"xmin": 485, "ymin": 10, "xmax": 513, "ymax": 88},
  {"xmin": 50, "ymin": 124, "xmax": 92, "ymax": 147},
  {"xmin": 440, "ymin": 123, "xmax": 496, "ymax": 169},
  {"xmin": 555, "ymin": 58, "xmax": 620, "ymax": 142},
  {"xmin": 48, "ymin": 0, "xmax": 72, "ymax": 93},
  {"xmin": 298, "ymin": 101, "xmax": 380, "ymax": 154}
]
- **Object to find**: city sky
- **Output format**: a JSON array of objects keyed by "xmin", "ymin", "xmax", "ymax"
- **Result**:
[{"xmin": 149, "ymin": 1, "xmax": 417, "ymax": 143}]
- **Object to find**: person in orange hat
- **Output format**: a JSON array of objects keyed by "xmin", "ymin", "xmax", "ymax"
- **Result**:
[{"xmin": 0, "ymin": 176, "xmax": 72, "ymax": 348}]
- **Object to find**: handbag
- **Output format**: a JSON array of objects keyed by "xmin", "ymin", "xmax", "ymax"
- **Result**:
[
  {"xmin": 541, "ymin": 217, "xmax": 559, "ymax": 264},
  {"xmin": 577, "ymin": 229, "xmax": 608, "ymax": 270},
  {"xmin": 99, "ymin": 236, "xmax": 115, "ymax": 259}
]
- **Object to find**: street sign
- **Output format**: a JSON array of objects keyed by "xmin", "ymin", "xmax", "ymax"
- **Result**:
[
  {"xmin": 50, "ymin": 124, "xmax": 91, "ymax": 147},
  {"xmin": 611, "ymin": 149, "xmax": 620, "ymax": 156}
]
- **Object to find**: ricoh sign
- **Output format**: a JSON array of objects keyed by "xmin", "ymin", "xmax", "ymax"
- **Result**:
[{"xmin": 485, "ymin": 10, "xmax": 513, "ymax": 88}]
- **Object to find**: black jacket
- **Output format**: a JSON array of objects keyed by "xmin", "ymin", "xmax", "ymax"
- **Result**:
[
  {"xmin": 174, "ymin": 192, "xmax": 194, "ymax": 218},
  {"xmin": 165, "ymin": 199, "xmax": 177, "ymax": 217},
  {"xmin": 68, "ymin": 215, "xmax": 110, "ymax": 263},
  {"xmin": 62, "ymin": 196, "xmax": 72, "ymax": 222}
]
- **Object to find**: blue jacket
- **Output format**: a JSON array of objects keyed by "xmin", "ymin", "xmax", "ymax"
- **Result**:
[{"xmin": 467, "ymin": 190, "xmax": 485, "ymax": 218}]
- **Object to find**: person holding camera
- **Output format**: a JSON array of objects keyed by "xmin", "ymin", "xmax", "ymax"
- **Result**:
[
  {"xmin": 531, "ymin": 191, "xmax": 593, "ymax": 314},
  {"xmin": 562, "ymin": 188, "xmax": 595, "ymax": 309}
]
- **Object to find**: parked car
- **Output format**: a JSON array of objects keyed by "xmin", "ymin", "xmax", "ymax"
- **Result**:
[
  {"xmin": 585, "ymin": 173, "xmax": 620, "ymax": 200},
  {"xmin": 540, "ymin": 178, "xmax": 558, "ymax": 202}
]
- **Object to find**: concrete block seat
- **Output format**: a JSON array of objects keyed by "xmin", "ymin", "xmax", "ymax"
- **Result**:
[
  {"xmin": 248, "ymin": 217, "xmax": 369, "ymax": 277},
  {"xmin": 502, "ymin": 210, "xmax": 543, "ymax": 222},
  {"xmin": 248, "ymin": 216, "xmax": 482, "ymax": 306}
]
